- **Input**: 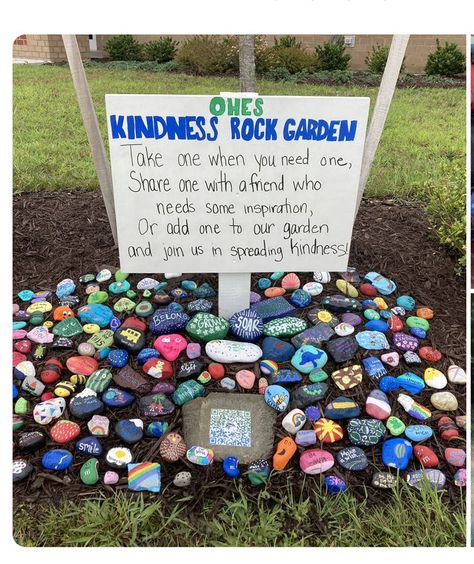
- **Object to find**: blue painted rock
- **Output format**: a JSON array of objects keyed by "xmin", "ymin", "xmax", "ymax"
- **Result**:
[
  {"xmin": 264, "ymin": 385, "xmax": 290, "ymax": 412},
  {"xmin": 109, "ymin": 280, "xmax": 131, "ymax": 295},
  {"xmin": 167, "ymin": 302, "xmax": 184, "ymax": 313},
  {"xmin": 292, "ymin": 383, "xmax": 328, "ymax": 408},
  {"xmin": 305, "ymin": 406, "xmax": 321, "ymax": 421},
  {"xmin": 146, "ymin": 421, "xmax": 169, "ymax": 438},
  {"xmin": 325, "ymin": 475, "xmax": 347, "ymax": 494},
  {"xmin": 379, "ymin": 376, "xmax": 399, "ymax": 393},
  {"xmin": 410, "ymin": 327, "xmax": 426, "ymax": 339},
  {"xmin": 137, "ymin": 277, "xmax": 159, "ymax": 290},
  {"xmin": 228, "ymin": 308, "xmax": 264, "ymax": 341},
  {"xmin": 322, "ymin": 295, "xmax": 361, "ymax": 313},
  {"xmin": 77, "ymin": 304, "xmax": 113, "ymax": 327},
  {"xmin": 102, "ymin": 387, "xmax": 135, "ymax": 408},
  {"xmin": 291, "ymin": 324, "xmax": 335, "ymax": 349},
  {"xmin": 396, "ymin": 295, "xmax": 415, "ymax": 311},
  {"xmin": 56, "ymin": 278, "xmax": 76, "ymax": 298},
  {"xmin": 193, "ymin": 283, "xmax": 216, "ymax": 298},
  {"xmin": 262, "ymin": 337, "xmax": 295, "ymax": 362},
  {"xmin": 364, "ymin": 309, "xmax": 380, "ymax": 321},
  {"xmin": 186, "ymin": 446, "xmax": 214, "ymax": 465},
  {"xmin": 347, "ymin": 419, "xmax": 385, "ymax": 446},
  {"xmin": 406, "ymin": 469, "xmax": 446, "ymax": 490},
  {"xmin": 398, "ymin": 372, "xmax": 425, "ymax": 394},
  {"xmin": 325, "ymin": 336, "xmax": 358, "ymax": 363},
  {"xmin": 13, "ymin": 459, "xmax": 34, "ymax": 482},
  {"xmin": 115, "ymin": 419, "xmax": 144, "ymax": 444},
  {"xmin": 290, "ymin": 289, "xmax": 312, "ymax": 308},
  {"xmin": 403, "ymin": 351, "xmax": 422, "ymax": 365},
  {"xmin": 223, "ymin": 456, "xmax": 240, "ymax": 478},
  {"xmin": 205, "ymin": 340, "xmax": 262, "ymax": 363},
  {"xmin": 405, "ymin": 425, "xmax": 433, "ymax": 442},
  {"xmin": 364, "ymin": 319, "xmax": 389, "ymax": 333},
  {"xmin": 295, "ymin": 429, "xmax": 317, "ymax": 447},
  {"xmin": 325, "ymin": 397, "xmax": 360, "ymax": 420},
  {"xmin": 303, "ymin": 282, "xmax": 323, "ymax": 296},
  {"xmin": 69, "ymin": 389, "xmax": 104, "ymax": 419},
  {"xmin": 355, "ymin": 331, "xmax": 390, "ymax": 350},
  {"xmin": 365, "ymin": 389, "xmax": 391, "ymax": 420},
  {"xmin": 172, "ymin": 380, "xmax": 205, "ymax": 406},
  {"xmin": 336, "ymin": 447, "xmax": 368, "ymax": 471},
  {"xmin": 187, "ymin": 299, "xmax": 213, "ymax": 313},
  {"xmin": 291, "ymin": 345, "xmax": 328, "ymax": 373},
  {"xmin": 108, "ymin": 349, "xmax": 129, "ymax": 368},
  {"xmin": 41, "ymin": 449, "xmax": 73, "ymax": 471},
  {"xmin": 75, "ymin": 436, "xmax": 102, "ymax": 456},
  {"xmin": 364, "ymin": 272, "xmax": 397, "ymax": 295},
  {"xmin": 139, "ymin": 393, "xmax": 175, "ymax": 417},
  {"xmin": 361, "ymin": 357, "xmax": 386, "ymax": 380},
  {"xmin": 220, "ymin": 377, "xmax": 236, "ymax": 390},
  {"xmin": 268, "ymin": 369, "xmax": 302, "ymax": 386},
  {"xmin": 392, "ymin": 332, "xmax": 418, "ymax": 352},
  {"xmin": 149, "ymin": 310, "xmax": 190, "ymax": 335},
  {"xmin": 251, "ymin": 296, "xmax": 296, "ymax": 322},
  {"xmin": 247, "ymin": 459, "xmax": 270, "ymax": 486},
  {"xmin": 382, "ymin": 438, "xmax": 413, "ymax": 469}
]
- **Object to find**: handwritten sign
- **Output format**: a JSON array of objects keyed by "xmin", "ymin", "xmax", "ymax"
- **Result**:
[{"xmin": 105, "ymin": 94, "xmax": 369, "ymax": 273}]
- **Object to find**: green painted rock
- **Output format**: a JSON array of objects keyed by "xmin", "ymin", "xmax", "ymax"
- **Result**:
[
  {"xmin": 52, "ymin": 317, "xmax": 84, "ymax": 337},
  {"xmin": 88, "ymin": 329, "xmax": 114, "ymax": 350},
  {"xmin": 14, "ymin": 397, "xmax": 28, "ymax": 415},
  {"xmin": 143, "ymin": 289, "xmax": 152, "ymax": 298},
  {"xmin": 109, "ymin": 280, "xmax": 131, "ymax": 295},
  {"xmin": 87, "ymin": 291, "xmax": 109, "ymax": 305},
  {"xmin": 115, "ymin": 270, "xmax": 129, "ymax": 282},
  {"xmin": 126, "ymin": 290, "xmax": 137, "ymax": 300},
  {"xmin": 308, "ymin": 369, "xmax": 329, "ymax": 383},
  {"xmin": 135, "ymin": 301, "xmax": 154, "ymax": 317},
  {"xmin": 80, "ymin": 458, "xmax": 99, "ymax": 485},
  {"xmin": 86, "ymin": 369, "xmax": 113, "ymax": 393},
  {"xmin": 263, "ymin": 317, "xmax": 307, "ymax": 338},
  {"xmin": 172, "ymin": 380, "xmax": 205, "ymax": 406},
  {"xmin": 386, "ymin": 416, "xmax": 406, "ymax": 436},
  {"xmin": 406, "ymin": 316, "xmax": 430, "ymax": 331},
  {"xmin": 29, "ymin": 312, "xmax": 44, "ymax": 326},
  {"xmin": 186, "ymin": 313, "xmax": 229, "ymax": 342},
  {"xmin": 114, "ymin": 297, "xmax": 136, "ymax": 313}
]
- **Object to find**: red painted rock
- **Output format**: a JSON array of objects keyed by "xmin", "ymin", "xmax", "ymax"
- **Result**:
[
  {"xmin": 437, "ymin": 416, "xmax": 459, "ymax": 441},
  {"xmin": 299, "ymin": 449, "xmax": 334, "ymax": 474},
  {"xmin": 143, "ymin": 357, "xmax": 173, "ymax": 380},
  {"xmin": 50, "ymin": 419, "xmax": 81, "ymax": 444},
  {"xmin": 40, "ymin": 391, "xmax": 55, "ymax": 401},
  {"xmin": 154, "ymin": 334, "xmax": 187, "ymax": 361},
  {"xmin": 14, "ymin": 340, "xmax": 32, "ymax": 354},
  {"xmin": 66, "ymin": 356, "xmax": 98, "ymax": 376},
  {"xmin": 388, "ymin": 315, "xmax": 404, "ymax": 332},
  {"xmin": 235, "ymin": 369, "xmax": 256, "ymax": 389},
  {"xmin": 444, "ymin": 448, "xmax": 466, "ymax": 467},
  {"xmin": 418, "ymin": 346, "xmax": 442, "ymax": 362},
  {"xmin": 40, "ymin": 358, "xmax": 63, "ymax": 384},
  {"xmin": 159, "ymin": 432, "xmax": 187, "ymax": 462},
  {"xmin": 414, "ymin": 445, "xmax": 439, "ymax": 468},
  {"xmin": 121, "ymin": 316, "xmax": 147, "ymax": 332},
  {"xmin": 359, "ymin": 283, "xmax": 377, "ymax": 297},
  {"xmin": 208, "ymin": 363, "xmax": 225, "ymax": 380},
  {"xmin": 13, "ymin": 352, "xmax": 27, "ymax": 366}
]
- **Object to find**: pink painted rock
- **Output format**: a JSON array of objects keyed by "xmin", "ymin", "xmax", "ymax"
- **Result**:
[
  {"xmin": 14, "ymin": 339, "xmax": 32, "ymax": 354},
  {"xmin": 186, "ymin": 342, "xmax": 201, "ymax": 359},
  {"xmin": 281, "ymin": 272, "xmax": 300, "ymax": 290},
  {"xmin": 13, "ymin": 304, "xmax": 20, "ymax": 315},
  {"xmin": 299, "ymin": 449, "xmax": 334, "ymax": 474},
  {"xmin": 26, "ymin": 326, "xmax": 54, "ymax": 344},
  {"xmin": 13, "ymin": 352, "xmax": 27, "ymax": 366},
  {"xmin": 13, "ymin": 330, "xmax": 28, "ymax": 340},
  {"xmin": 235, "ymin": 369, "xmax": 256, "ymax": 390},
  {"xmin": 154, "ymin": 334, "xmax": 187, "ymax": 361},
  {"xmin": 381, "ymin": 352, "xmax": 399, "ymax": 367},
  {"xmin": 104, "ymin": 471, "xmax": 119, "ymax": 485},
  {"xmin": 444, "ymin": 448, "xmax": 466, "ymax": 467},
  {"xmin": 50, "ymin": 420, "xmax": 81, "ymax": 444},
  {"xmin": 66, "ymin": 355, "xmax": 98, "ymax": 376}
]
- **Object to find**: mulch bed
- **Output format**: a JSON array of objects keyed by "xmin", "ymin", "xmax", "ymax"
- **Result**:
[{"xmin": 13, "ymin": 189, "xmax": 466, "ymax": 512}]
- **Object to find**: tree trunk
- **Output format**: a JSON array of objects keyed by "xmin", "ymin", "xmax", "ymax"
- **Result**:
[{"xmin": 239, "ymin": 35, "xmax": 256, "ymax": 92}]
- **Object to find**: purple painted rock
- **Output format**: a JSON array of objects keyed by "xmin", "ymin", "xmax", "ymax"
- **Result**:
[
  {"xmin": 299, "ymin": 449, "xmax": 334, "ymax": 474},
  {"xmin": 392, "ymin": 333, "xmax": 418, "ymax": 352}
]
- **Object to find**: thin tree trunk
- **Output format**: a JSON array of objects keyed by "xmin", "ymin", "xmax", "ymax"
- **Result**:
[{"xmin": 239, "ymin": 35, "xmax": 256, "ymax": 92}]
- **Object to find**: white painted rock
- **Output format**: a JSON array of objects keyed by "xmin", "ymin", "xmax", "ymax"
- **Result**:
[
  {"xmin": 430, "ymin": 391, "xmax": 458, "ymax": 411},
  {"xmin": 173, "ymin": 471, "xmax": 192, "ymax": 487},
  {"xmin": 137, "ymin": 277, "xmax": 159, "ymax": 290},
  {"xmin": 313, "ymin": 272, "xmax": 331, "ymax": 284},
  {"xmin": 282, "ymin": 409, "xmax": 306, "ymax": 434},
  {"xmin": 14, "ymin": 360, "xmax": 36, "ymax": 379},
  {"xmin": 33, "ymin": 397, "xmax": 66, "ymax": 425},
  {"xmin": 447, "ymin": 365, "xmax": 466, "ymax": 385},
  {"xmin": 165, "ymin": 273, "xmax": 182, "ymax": 279},
  {"xmin": 205, "ymin": 340, "xmax": 262, "ymax": 363},
  {"xmin": 423, "ymin": 368, "xmax": 447, "ymax": 390},
  {"xmin": 334, "ymin": 322, "xmax": 354, "ymax": 337},
  {"xmin": 302, "ymin": 282, "xmax": 323, "ymax": 296}
]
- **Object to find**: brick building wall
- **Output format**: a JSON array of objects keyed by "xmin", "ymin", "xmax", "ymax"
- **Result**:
[{"xmin": 13, "ymin": 34, "xmax": 90, "ymax": 62}]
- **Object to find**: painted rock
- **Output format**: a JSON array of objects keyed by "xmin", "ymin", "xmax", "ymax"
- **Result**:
[
  {"xmin": 364, "ymin": 309, "xmax": 380, "ymax": 321},
  {"xmin": 444, "ymin": 448, "xmax": 465, "ymax": 467},
  {"xmin": 263, "ymin": 317, "xmax": 307, "ymax": 338},
  {"xmin": 146, "ymin": 421, "xmax": 169, "ymax": 438},
  {"xmin": 186, "ymin": 313, "xmax": 229, "ymax": 342},
  {"xmin": 313, "ymin": 272, "xmax": 331, "ymax": 284},
  {"xmin": 77, "ymin": 304, "xmax": 113, "ymax": 327},
  {"xmin": 395, "ymin": 295, "xmax": 415, "ymax": 311},
  {"xmin": 69, "ymin": 389, "xmax": 104, "ymax": 419},
  {"xmin": 86, "ymin": 368, "xmax": 113, "ymax": 393},
  {"xmin": 271, "ymin": 437, "xmax": 296, "ymax": 470},
  {"xmin": 291, "ymin": 345, "xmax": 328, "ymax": 373},
  {"xmin": 186, "ymin": 446, "xmax": 214, "ymax": 465},
  {"xmin": 308, "ymin": 369, "xmax": 328, "ymax": 383},
  {"xmin": 414, "ymin": 445, "xmax": 439, "ymax": 467},
  {"xmin": 334, "ymin": 322, "xmax": 355, "ymax": 337},
  {"xmin": 143, "ymin": 358, "xmax": 174, "ymax": 380},
  {"xmin": 66, "ymin": 356, "xmax": 98, "ymax": 376},
  {"xmin": 280, "ymin": 272, "xmax": 299, "ymax": 290},
  {"xmin": 208, "ymin": 363, "xmax": 225, "ymax": 380},
  {"xmin": 176, "ymin": 359, "xmax": 205, "ymax": 380},
  {"xmin": 307, "ymin": 308, "xmax": 339, "ymax": 327},
  {"xmin": 251, "ymin": 296, "xmax": 296, "ymax": 323},
  {"xmin": 222, "ymin": 456, "xmax": 240, "ymax": 478},
  {"xmin": 291, "ymin": 324, "xmax": 335, "ymax": 349},
  {"xmin": 447, "ymin": 365, "xmax": 466, "ymax": 385},
  {"xmin": 299, "ymin": 449, "xmax": 334, "ymax": 474},
  {"xmin": 336, "ymin": 446, "xmax": 368, "ymax": 471},
  {"xmin": 323, "ymin": 475, "xmax": 347, "ymax": 494},
  {"xmin": 113, "ymin": 365, "xmax": 152, "ymax": 395},
  {"xmin": 382, "ymin": 438, "xmax": 412, "ymax": 470},
  {"xmin": 371, "ymin": 472, "xmax": 397, "ymax": 489},
  {"xmin": 139, "ymin": 393, "xmax": 175, "ymax": 417},
  {"xmin": 322, "ymin": 295, "xmax": 361, "ymax": 313},
  {"xmin": 220, "ymin": 377, "xmax": 236, "ymax": 390},
  {"xmin": 363, "ymin": 272, "xmax": 396, "ymax": 295},
  {"xmin": 365, "ymin": 390, "xmax": 391, "ymax": 420},
  {"xmin": 430, "ymin": 391, "xmax": 458, "ymax": 411},
  {"xmin": 292, "ymin": 383, "xmax": 328, "ymax": 408},
  {"xmin": 26, "ymin": 326, "xmax": 54, "ymax": 344},
  {"xmin": 264, "ymin": 385, "xmax": 290, "ymax": 412},
  {"xmin": 397, "ymin": 394, "xmax": 431, "ymax": 420},
  {"xmin": 247, "ymin": 459, "xmax": 270, "ymax": 486},
  {"xmin": 314, "ymin": 418, "xmax": 344, "ymax": 443},
  {"xmin": 355, "ymin": 331, "xmax": 389, "ymax": 350},
  {"xmin": 235, "ymin": 369, "xmax": 256, "ymax": 389},
  {"xmin": 187, "ymin": 299, "xmax": 213, "ymax": 313},
  {"xmin": 289, "ymin": 289, "xmax": 311, "ymax": 308},
  {"xmin": 282, "ymin": 409, "xmax": 306, "ymax": 434},
  {"xmin": 397, "ymin": 372, "xmax": 425, "ymax": 394},
  {"xmin": 172, "ymin": 380, "xmax": 205, "ymax": 406},
  {"xmin": 87, "ymin": 414, "xmax": 110, "ymax": 436},
  {"xmin": 102, "ymin": 387, "xmax": 135, "ymax": 408},
  {"xmin": 21, "ymin": 373, "xmax": 45, "ymax": 397},
  {"xmin": 33, "ymin": 397, "xmax": 66, "ymax": 425},
  {"xmin": 14, "ymin": 360, "xmax": 35, "ymax": 381},
  {"xmin": 325, "ymin": 397, "xmax": 360, "ymax": 420},
  {"xmin": 50, "ymin": 420, "xmax": 80, "ymax": 444},
  {"xmin": 303, "ymin": 282, "xmax": 323, "ymax": 296},
  {"xmin": 13, "ymin": 459, "xmax": 34, "ymax": 482},
  {"xmin": 386, "ymin": 416, "xmax": 405, "ymax": 436},
  {"xmin": 113, "ymin": 326, "xmax": 146, "ymax": 353},
  {"xmin": 18, "ymin": 431, "xmax": 46, "ymax": 452},
  {"xmin": 454, "ymin": 468, "xmax": 467, "ymax": 487},
  {"xmin": 407, "ymin": 469, "xmax": 446, "ymax": 490},
  {"xmin": 76, "ymin": 436, "xmax": 103, "ymax": 457},
  {"xmin": 127, "ymin": 462, "xmax": 161, "ymax": 493},
  {"xmin": 115, "ymin": 419, "xmax": 144, "ymax": 444},
  {"xmin": 365, "ymin": 320, "xmax": 389, "ymax": 333},
  {"xmin": 268, "ymin": 369, "xmax": 302, "ymax": 386},
  {"xmin": 106, "ymin": 447, "xmax": 133, "ymax": 468},
  {"xmin": 418, "ymin": 346, "xmax": 442, "ymax": 362},
  {"xmin": 331, "ymin": 365, "xmax": 362, "ymax": 390},
  {"xmin": 173, "ymin": 471, "xmax": 192, "ymax": 488},
  {"xmin": 438, "ymin": 416, "xmax": 459, "ymax": 441},
  {"xmin": 26, "ymin": 300, "xmax": 52, "ymax": 314},
  {"xmin": 136, "ymin": 348, "xmax": 160, "ymax": 365},
  {"xmin": 79, "ymin": 458, "xmax": 99, "ymax": 485},
  {"xmin": 404, "ymin": 424, "xmax": 432, "ymax": 442},
  {"xmin": 347, "ymin": 418, "xmax": 385, "ymax": 446},
  {"xmin": 335, "ymin": 279, "xmax": 358, "ymax": 298},
  {"xmin": 205, "ymin": 340, "xmax": 262, "ymax": 363},
  {"xmin": 295, "ymin": 429, "xmax": 317, "ymax": 447},
  {"xmin": 423, "ymin": 368, "xmax": 447, "ymax": 390},
  {"xmin": 403, "ymin": 351, "xmax": 421, "ymax": 365},
  {"xmin": 41, "ymin": 449, "xmax": 73, "ymax": 471},
  {"xmin": 52, "ymin": 317, "xmax": 83, "ymax": 338},
  {"xmin": 361, "ymin": 357, "xmax": 386, "ymax": 380},
  {"xmin": 154, "ymin": 334, "xmax": 187, "ymax": 361},
  {"xmin": 325, "ymin": 336, "xmax": 359, "ymax": 363},
  {"xmin": 159, "ymin": 432, "xmax": 187, "ymax": 462},
  {"xmin": 392, "ymin": 332, "xmax": 418, "ymax": 352},
  {"xmin": 228, "ymin": 308, "xmax": 264, "ymax": 342}
]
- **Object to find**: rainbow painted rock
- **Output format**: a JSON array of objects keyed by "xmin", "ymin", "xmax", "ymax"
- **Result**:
[
  {"xmin": 299, "ymin": 449, "xmax": 334, "ymax": 474},
  {"xmin": 128, "ymin": 462, "xmax": 161, "ymax": 492},
  {"xmin": 282, "ymin": 409, "xmax": 306, "ymax": 434},
  {"xmin": 397, "ymin": 394, "xmax": 431, "ymax": 420},
  {"xmin": 186, "ymin": 446, "xmax": 214, "ymax": 466}
]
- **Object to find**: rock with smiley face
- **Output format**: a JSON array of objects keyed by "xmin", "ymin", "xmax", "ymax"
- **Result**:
[{"xmin": 154, "ymin": 334, "xmax": 188, "ymax": 361}]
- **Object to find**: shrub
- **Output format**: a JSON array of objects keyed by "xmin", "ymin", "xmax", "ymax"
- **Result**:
[
  {"xmin": 274, "ymin": 36, "xmax": 302, "ymax": 49},
  {"xmin": 143, "ymin": 37, "xmax": 178, "ymax": 63},
  {"xmin": 105, "ymin": 35, "xmax": 143, "ymax": 61},
  {"xmin": 425, "ymin": 40, "xmax": 465, "ymax": 77},
  {"xmin": 267, "ymin": 45, "xmax": 317, "ymax": 74},
  {"xmin": 314, "ymin": 37, "xmax": 351, "ymax": 71},
  {"xmin": 364, "ymin": 44, "xmax": 406, "ymax": 74},
  {"xmin": 176, "ymin": 35, "xmax": 238, "ymax": 75}
]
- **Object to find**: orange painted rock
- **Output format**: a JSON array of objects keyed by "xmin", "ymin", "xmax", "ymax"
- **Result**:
[
  {"xmin": 416, "ymin": 307, "xmax": 434, "ymax": 320},
  {"xmin": 50, "ymin": 420, "xmax": 81, "ymax": 444},
  {"xmin": 235, "ymin": 369, "xmax": 255, "ymax": 389},
  {"xmin": 414, "ymin": 445, "xmax": 439, "ymax": 468},
  {"xmin": 418, "ymin": 347, "xmax": 442, "ymax": 362},
  {"xmin": 264, "ymin": 287, "xmax": 285, "ymax": 298},
  {"xmin": 40, "ymin": 358, "xmax": 63, "ymax": 384},
  {"xmin": 66, "ymin": 355, "xmax": 98, "ymax": 376},
  {"xmin": 273, "ymin": 437, "xmax": 297, "ymax": 470},
  {"xmin": 314, "ymin": 418, "xmax": 344, "ymax": 443},
  {"xmin": 281, "ymin": 273, "xmax": 300, "ymax": 291},
  {"xmin": 53, "ymin": 306, "xmax": 75, "ymax": 321}
]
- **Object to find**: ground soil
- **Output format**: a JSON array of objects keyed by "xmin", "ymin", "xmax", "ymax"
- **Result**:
[{"xmin": 13, "ymin": 190, "xmax": 466, "ymax": 511}]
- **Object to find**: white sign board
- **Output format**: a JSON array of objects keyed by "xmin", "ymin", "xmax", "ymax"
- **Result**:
[{"xmin": 106, "ymin": 94, "xmax": 369, "ymax": 273}]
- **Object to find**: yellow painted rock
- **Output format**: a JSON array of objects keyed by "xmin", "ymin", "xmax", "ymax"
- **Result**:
[
  {"xmin": 27, "ymin": 301, "xmax": 52, "ymax": 314},
  {"xmin": 83, "ymin": 323, "xmax": 100, "ymax": 335},
  {"xmin": 335, "ymin": 279, "xmax": 358, "ymax": 298},
  {"xmin": 43, "ymin": 321, "xmax": 54, "ymax": 329},
  {"xmin": 423, "ymin": 368, "xmax": 447, "ymax": 390},
  {"xmin": 54, "ymin": 381, "xmax": 76, "ymax": 398},
  {"xmin": 374, "ymin": 297, "xmax": 388, "ymax": 310}
]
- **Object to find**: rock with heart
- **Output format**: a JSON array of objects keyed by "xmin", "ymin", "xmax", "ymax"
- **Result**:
[
  {"xmin": 347, "ymin": 418, "xmax": 385, "ymax": 446},
  {"xmin": 154, "ymin": 334, "xmax": 188, "ymax": 361},
  {"xmin": 21, "ymin": 373, "xmax": 45, "ymax": 397},
  {"xmin": 325, "ymin": 397, "xmax": 360, "ymax": 420},
  {"xmin": 336, "ymin": 446, "xmax": 368, "ymax": 471},
  {"xmin": 299, "ymin": 449, "xmax": 334, "ymax": 474},
  {"xmin": 228, "ymin": 308, "xmax": 264, "ymax": 341},
  {"xmin": 382, "ymin": 438, "xmax": 413, "ymax": 470},
  {"xmin": 139, "ymin": 393, "xmax": 176, "ymax": 417},
  {"xmin": 331, "ymin": 365, "xmax": 362, "ymax": 390}
]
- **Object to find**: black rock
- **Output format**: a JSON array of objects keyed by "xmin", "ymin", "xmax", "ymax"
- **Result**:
[
  {"xmin": 307, "ymin": 308, "xmax": 339, "ymax": 327},
  {"xmin": 51, "ymin": 337, "xmax": 74, "ymax": 349},
  {"xmin": 13, "ymin": 459, "xmax": 34, "ymax": 482},
  {"xmin": 17, "ymin": 431, "xmax": 46, "ymax": 453},
  {"xmin": 322, "ymin": 295, "xmax": 361, "ymax": 313},
  {"xmin": 113, "ymin": 327, "xmax": 146, "ymax": 353},
  {"xmin": 69, "ymin": 393, "xmax": 104, "ymax": 419},
  {"xmin": 176, "ymin": 360, "xmax": 205, "ymax": 380},
  {"xmin": 291, "ymin": 324, "xmax": 335, "ymax": 349},
  {"xmin": 32, "ymin": 344, "xmax": 48, "ymax": 361},
  {"xmin": 291, "ymin": 383, "xmax": 328, "ymax": 408},
  {"xmin": 139, "ymin": 393, "xmax": 176, "ymax": 417},
  {"xmin": 326, "ymin": 336, "xmax": 359, "ymax": 363},
  {"xmin": 113, "ymin": 365, "xmax": 152, "ymax": 395},
  {"xmin": 336, "ymin": 446, "xmax": 368, "ymax": 471}
]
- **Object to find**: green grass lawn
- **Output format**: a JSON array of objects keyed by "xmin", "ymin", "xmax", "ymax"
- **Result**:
[{"xmin": 12, "ymin": 64, "xmax": 466, "ymax": 262}]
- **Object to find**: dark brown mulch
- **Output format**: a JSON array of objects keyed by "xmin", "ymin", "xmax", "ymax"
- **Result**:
[{"xmin": 13, "ymin": 189, "xmax": 466, "ymax": 512}]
